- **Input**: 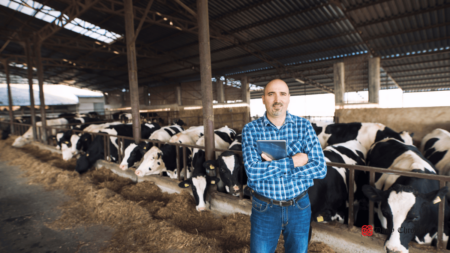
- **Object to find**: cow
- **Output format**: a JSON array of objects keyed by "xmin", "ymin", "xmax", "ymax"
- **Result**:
[
  {"xmin": 308, "ymin": 140, "xmax": 366, "ymax": 226},
  {"xmin": 76, "ymin": 134, "xmax": 106, "ymax": 174},
  {"xmin": 149, "ymin": 124, "xmax": 184, "ymax": 142},
  {"xmin": 363, "ymin": 175, "xmax": 449, "ymax": 253},
  {"xmin": 316, "ymin": 122, "xmax": 413, "ymax": 152},
  {"xmin": 119, "ymin": 113, "xmax": 132, "ymax": 123},
  {"xmin": 421, "ymin": 128, "xmax": 450, "ymax": 197},
  {"xmin": 216, "ymin": 150, "xmax": 247, "ymax": 196},
  {"xmin": 361, "ymin": 138, "xmax": 449, "ymax": 252},
  {"xmin": 169, "ymin": 126, "xmax": 204, "ymax": 144},
  {"xmin": 12, "ymin": 118, "xmax": 70, "ymax": 147},
  {"xmin": 190, "ymin": 126, "xmax": 236, "ymax": 191},
  {"xmin": 178, "ymin": 160, "xmax": 220, "ymax": 211},
  {"xmin": 134, "ymin": 134, "xmax": 195, "ymax": 178},
  {"xmin": 119, "ymin": 141, "xmax": 153, "ymax": 170},
  {"xmin": 228, "ymin": 134, "xmax": 242, "ymax": 151}
]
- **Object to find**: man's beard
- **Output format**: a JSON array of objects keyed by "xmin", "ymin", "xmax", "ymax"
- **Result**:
[{"xmin": 271, "ymin": 103, "xmax": 283, "ymax": 116}]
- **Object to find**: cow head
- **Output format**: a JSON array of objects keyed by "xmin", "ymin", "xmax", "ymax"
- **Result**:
[
  {"xmin": 173, "ymin": 118, "xmax": 186, "ymax": 126},
  {"xmin": 217, "ymin": 151, "xmax": 243, "ymax": 196},
  {"xmin": 135, "ymin": 146, "xmax": 165, "ymax": 177},
  {"xmin": 75, "ymin": 153, "xmax": 91, "ymax": 174},
  {"xmin": 120, "ymin": 143, "xmax": 138, "ymax": 170},
  {"xmin": 178, "ymin": 175, "xmax": 208, "ymax": 211},
  {"xmin": 363, "ymin": 184, "xmax": 448, "ymax": 253},
  {"xmin": 12, "ymin": 135, "xmax": 31, "ymax": 147}
]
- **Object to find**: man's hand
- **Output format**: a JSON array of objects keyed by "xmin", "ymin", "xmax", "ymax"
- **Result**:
[
  {"xmin": 261, "ymin": 153, "xmax": 272, "ymax": 161},
  {"xmin": 292, "ymin": 153, "xmax": 308, "ymax": 167}
]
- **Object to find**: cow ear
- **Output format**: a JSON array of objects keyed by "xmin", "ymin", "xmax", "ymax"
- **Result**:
[
  {"xmin": 178, "ymin": 179, "xmax": 192, "ymax": 188},
  {"xmin": 424, "ymin": 186, "xmax": 448, "ymax": 204},
  {"xmin": 362, "ymin": 185, "xmax": 385, "ymax": 202},
  {"xmin": 410, "ymin": 132, "xmax": 414, "ymax": 137},
  {"xmin": 157, "ymin": 152, "xmax": 162, "ymax": 159}
]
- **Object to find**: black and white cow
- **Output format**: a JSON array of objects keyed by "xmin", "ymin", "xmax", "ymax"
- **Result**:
[
  {"xmin": 421, "ymin": 129, "xmax": 450, "ymax": 195},
  {"xmin": 149, "ymin": 124, "xmax": 184, "ymax": 142},
  {"xmin": 76, "ymin": 134, "xmax": 106, "ymax": 174},
  {"xmin": 190, "ymin": 126, "xmax": 236, "ymax": 173},
  {"xmin": 216, "ymin": 150, "xmax": 247, "ymax": 196},
  {"xmin": 168, "ymin": 126, "xmax": 204, "ymax": 144},
  {"xmin": 362, "ymin": 138, "xmax": 449, "ymax": 251},
  {"xmin": 119, "ymin": 141, "xmax": 153, "ymax": 170},
  {"xmin": 12, "ymin": 118, "xmax": 70, "ymax": 147},
  {"xmin": 363, "ymin": 175, "xmax": 449, "ymax": 253},
  {"xmin": 178, "ymin": 160, "xmax": 220, "ymax": 211},
  {"xmin": 134, "ymin": 134, "xmax": 195, "ymax": 178},
  {"xmin": 309, "ymin": 140, "xmax": 366, "ymax": 225},
  {"xmin": 314, "ymin": 122, "xmax": 413, "ymax": 152},
  {"xmin": 228, "ymin": 134, "xmax": 242, "ymax": 151}
]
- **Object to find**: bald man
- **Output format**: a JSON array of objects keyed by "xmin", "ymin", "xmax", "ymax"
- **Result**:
[{"xmin": 242, "ymin": 79, "xmax": 327, "ymax": 253}]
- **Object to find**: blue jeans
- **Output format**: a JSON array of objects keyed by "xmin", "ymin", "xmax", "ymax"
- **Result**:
[{"xmin": 250, "ymin": 192, "xmax": 311, "ymax": 253}]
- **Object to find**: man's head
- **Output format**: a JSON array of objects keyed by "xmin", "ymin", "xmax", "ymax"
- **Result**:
[{"xmin": 262, "ymin": 79, "xmax": 290, "ymax": 118}]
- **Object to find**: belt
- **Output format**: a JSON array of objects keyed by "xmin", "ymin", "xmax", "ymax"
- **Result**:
[{"xmin": 252, "ymin": 190, "xmax": 307, "ymax": 207}]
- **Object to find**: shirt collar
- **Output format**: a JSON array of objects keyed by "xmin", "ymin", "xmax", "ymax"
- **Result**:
[{"xmin": 262, "ymin": 111, "xmax": 294, "ymax": 127}]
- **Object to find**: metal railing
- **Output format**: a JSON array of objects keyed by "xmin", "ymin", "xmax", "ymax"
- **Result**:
[{"xmin": 2, "ymin": 120, "xmax": 449, "ymax": 250}]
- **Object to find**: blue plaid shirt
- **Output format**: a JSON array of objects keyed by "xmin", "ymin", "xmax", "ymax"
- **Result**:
[{"xmin": 242, "ymin": 112, "xmax": 327, "ymax": 201}]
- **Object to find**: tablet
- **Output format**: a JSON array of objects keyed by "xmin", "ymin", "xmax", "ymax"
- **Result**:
[{"xmin": 257, "ymin": 140, "xmax": 287, "ymax": 160}]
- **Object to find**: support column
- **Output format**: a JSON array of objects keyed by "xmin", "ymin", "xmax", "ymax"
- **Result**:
[
  {"xmin": 241, "ymin": 76, "xmax": 250, "ymax": 125},
  {"xmin": 369, "ymin": 57, "xmax": 380, "ymax": 104},
  {"xmin": 35, "ymin": 41, "xmax": 47, "ymax": 143},
  {"xmin": 333, "ymin": 62, "xmax": 345, "ymax": 105},
  {"xmin": 124, "ymin": 0, "xmax": 141, "ymax": 144},
  {"xmin": 25, "ymin": 39, "xmax": 37, "ymax": 140},
  {"xmin": 2, "ymin": 60, "xmax": 14, "ymax": 134},
  {"xmin": 176, "ymin": 84, "xmax": 182, "ymax": 106},
  {"xmin": 197, "ymin": 0, "xmax": 214, "ymax": 161},
  {"xmin": 216, "ymin": 77, "xmax": 224, "ymax": 103}
]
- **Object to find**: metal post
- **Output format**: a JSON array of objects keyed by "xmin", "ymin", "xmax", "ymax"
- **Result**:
[
  {"xmin": 369, "ymin": 57, "xmax": 380, "ymax": 104},
  {"xmin": 35, "ymin": 41, "xmax": 47, "ymax": 143},
  {"xmin": 176, "ymin": 84, "xmax": 182, "ymax": 106},
  {"xmin": 216, "ymin": 77, "xmax": 225, "ymax": 103},
  {"xmin": 25, "ymin": 39, "xmax": 37, "ymax": 140},
  {"xmin": 348, "ymin": 168, "xmax": 355, "ymax": 228},
  {"xmin": 437, "ymin": 180, "xmax": 446, "ymax": 249},
  {"xmin": 2, "ymin": 60, "xmax": 14, "ymax": 134},
  {"xmin": 197, "ymin": 0, "xmax": 215, "ymax": 161},
  {"xmin": 369, "ymin": 171, "xmax": 375, "ymax": 226},
  {"xmin": 241, "ymin": 76, "xmax": 250, "ymax": 125},
  {"xmin": 124, "ymin": 0, "xmax": 141, "ymax": 144},
  {"xmin": 333, "ymin": 62, "xmax": 345, "ymax": 105}
]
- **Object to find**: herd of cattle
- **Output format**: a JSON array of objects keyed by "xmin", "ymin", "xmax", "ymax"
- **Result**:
[{"xmin": 6, "ymin": 116, "xmax": 450, "ymax": 252}]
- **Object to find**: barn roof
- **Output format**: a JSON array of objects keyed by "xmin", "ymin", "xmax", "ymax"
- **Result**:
[{"xmin": 0, "ymin": 0, "xmax": 449, "ymax": 99}]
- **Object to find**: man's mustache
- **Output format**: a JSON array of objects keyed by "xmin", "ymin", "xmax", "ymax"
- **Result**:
[{"xmin": 272, "ymin": 103, "xmax": 283, "ymax": 106}]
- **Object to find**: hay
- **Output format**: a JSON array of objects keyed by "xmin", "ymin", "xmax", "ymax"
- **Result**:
[{"xmin": 0, "ymin": 136, "xmax": 335, "ymax": 253}]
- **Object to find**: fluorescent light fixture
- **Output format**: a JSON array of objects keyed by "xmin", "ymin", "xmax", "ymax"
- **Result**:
[
  {"xmin": 113, "ymin": 51, "xmax": 119, "ymax": 54},
  {"xmin": 295, "ymin": 78, "xmax": 305, "ymax": 84}
]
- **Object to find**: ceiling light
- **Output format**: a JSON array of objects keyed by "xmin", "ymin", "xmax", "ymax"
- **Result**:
[
  {"xmin": 295, "ymin": 78, "xmax": 305, "ymax": 84},
  {"xmin": 163, "ymin": 17, "xmax": 168, "ymax": 21},
  {"xmin": 95, "ymin": 41, "xmax": 101, "ymax": 45},
  {"xmin": 170, "ymin": 21, "xmax": 173, "ymax": 26},
  {"xmin": 113, "ymin": 51, "xmax": 119, "ymax": 54}
]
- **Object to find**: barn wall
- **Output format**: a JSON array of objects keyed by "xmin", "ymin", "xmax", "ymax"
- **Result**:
[
  {"xmin": 335, "ymin": 106, "xmax": 450, "ymax": 143},
  {"xmin": 77, "ymin": 97, "xmax": 105, "ymax": 114}
]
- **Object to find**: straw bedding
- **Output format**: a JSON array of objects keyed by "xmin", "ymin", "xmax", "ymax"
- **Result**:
[{"xmin": 0, "ymin": 136, "xmax": 334, "ymax": 253}]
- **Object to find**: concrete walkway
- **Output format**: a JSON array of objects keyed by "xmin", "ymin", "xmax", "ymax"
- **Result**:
[{"xmin": 0, "ymin": 161, "xmax": 114, "ymax": 253}]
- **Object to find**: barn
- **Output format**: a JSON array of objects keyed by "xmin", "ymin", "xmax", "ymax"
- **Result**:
[{"xmin": 1, "ymin": 0, "xmax": 450, "ymax": 252}]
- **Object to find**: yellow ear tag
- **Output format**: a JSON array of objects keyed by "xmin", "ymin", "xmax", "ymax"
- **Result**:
[
  {"xmin": 65, "ymin": 141, "xmax": 69, "ymax": 144},
  {"xmin": 317, "ymin": 216, "xmax": 324, "ymax": 222},
  {"xmin": 86, "ymin": 154, "xmax": 89, "ymax": 157},
  {"xmin": 143, "ymin": 147, "xmax": 146, "ymax": 149},
  {"xmin": 184, "ymin": 183, "xmax": 189, "ymax": 187},
  {"xmin": 433, "ymin": 196, "xmax": 441, "ymax": 204},
  {"xmin": 209, "ymin": 165, "xmax": 215, "ymax": 169},
  {"xmin": 211, "ymin": 180, "xmax": 215, "ymax": 185}
]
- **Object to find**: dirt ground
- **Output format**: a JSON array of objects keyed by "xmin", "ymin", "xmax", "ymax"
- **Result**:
[{"xmin": 0, "ymin": 136, "xmax": 335, "ymax": 253}]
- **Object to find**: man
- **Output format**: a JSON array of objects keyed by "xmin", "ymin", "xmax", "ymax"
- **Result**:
[{"xmin": 242, "ymin": 79, "xmax": 327, "ymax": 253}]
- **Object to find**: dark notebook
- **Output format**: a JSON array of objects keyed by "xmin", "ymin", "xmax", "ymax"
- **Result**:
[{"xmin": 257, "ymin": 140, "xmax": 287, "ymax": 160}]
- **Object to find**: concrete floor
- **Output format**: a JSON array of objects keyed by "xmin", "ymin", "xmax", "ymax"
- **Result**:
[{"xmin": 0, "ymin": 161, "xmax": 114, "ymax": 253}]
